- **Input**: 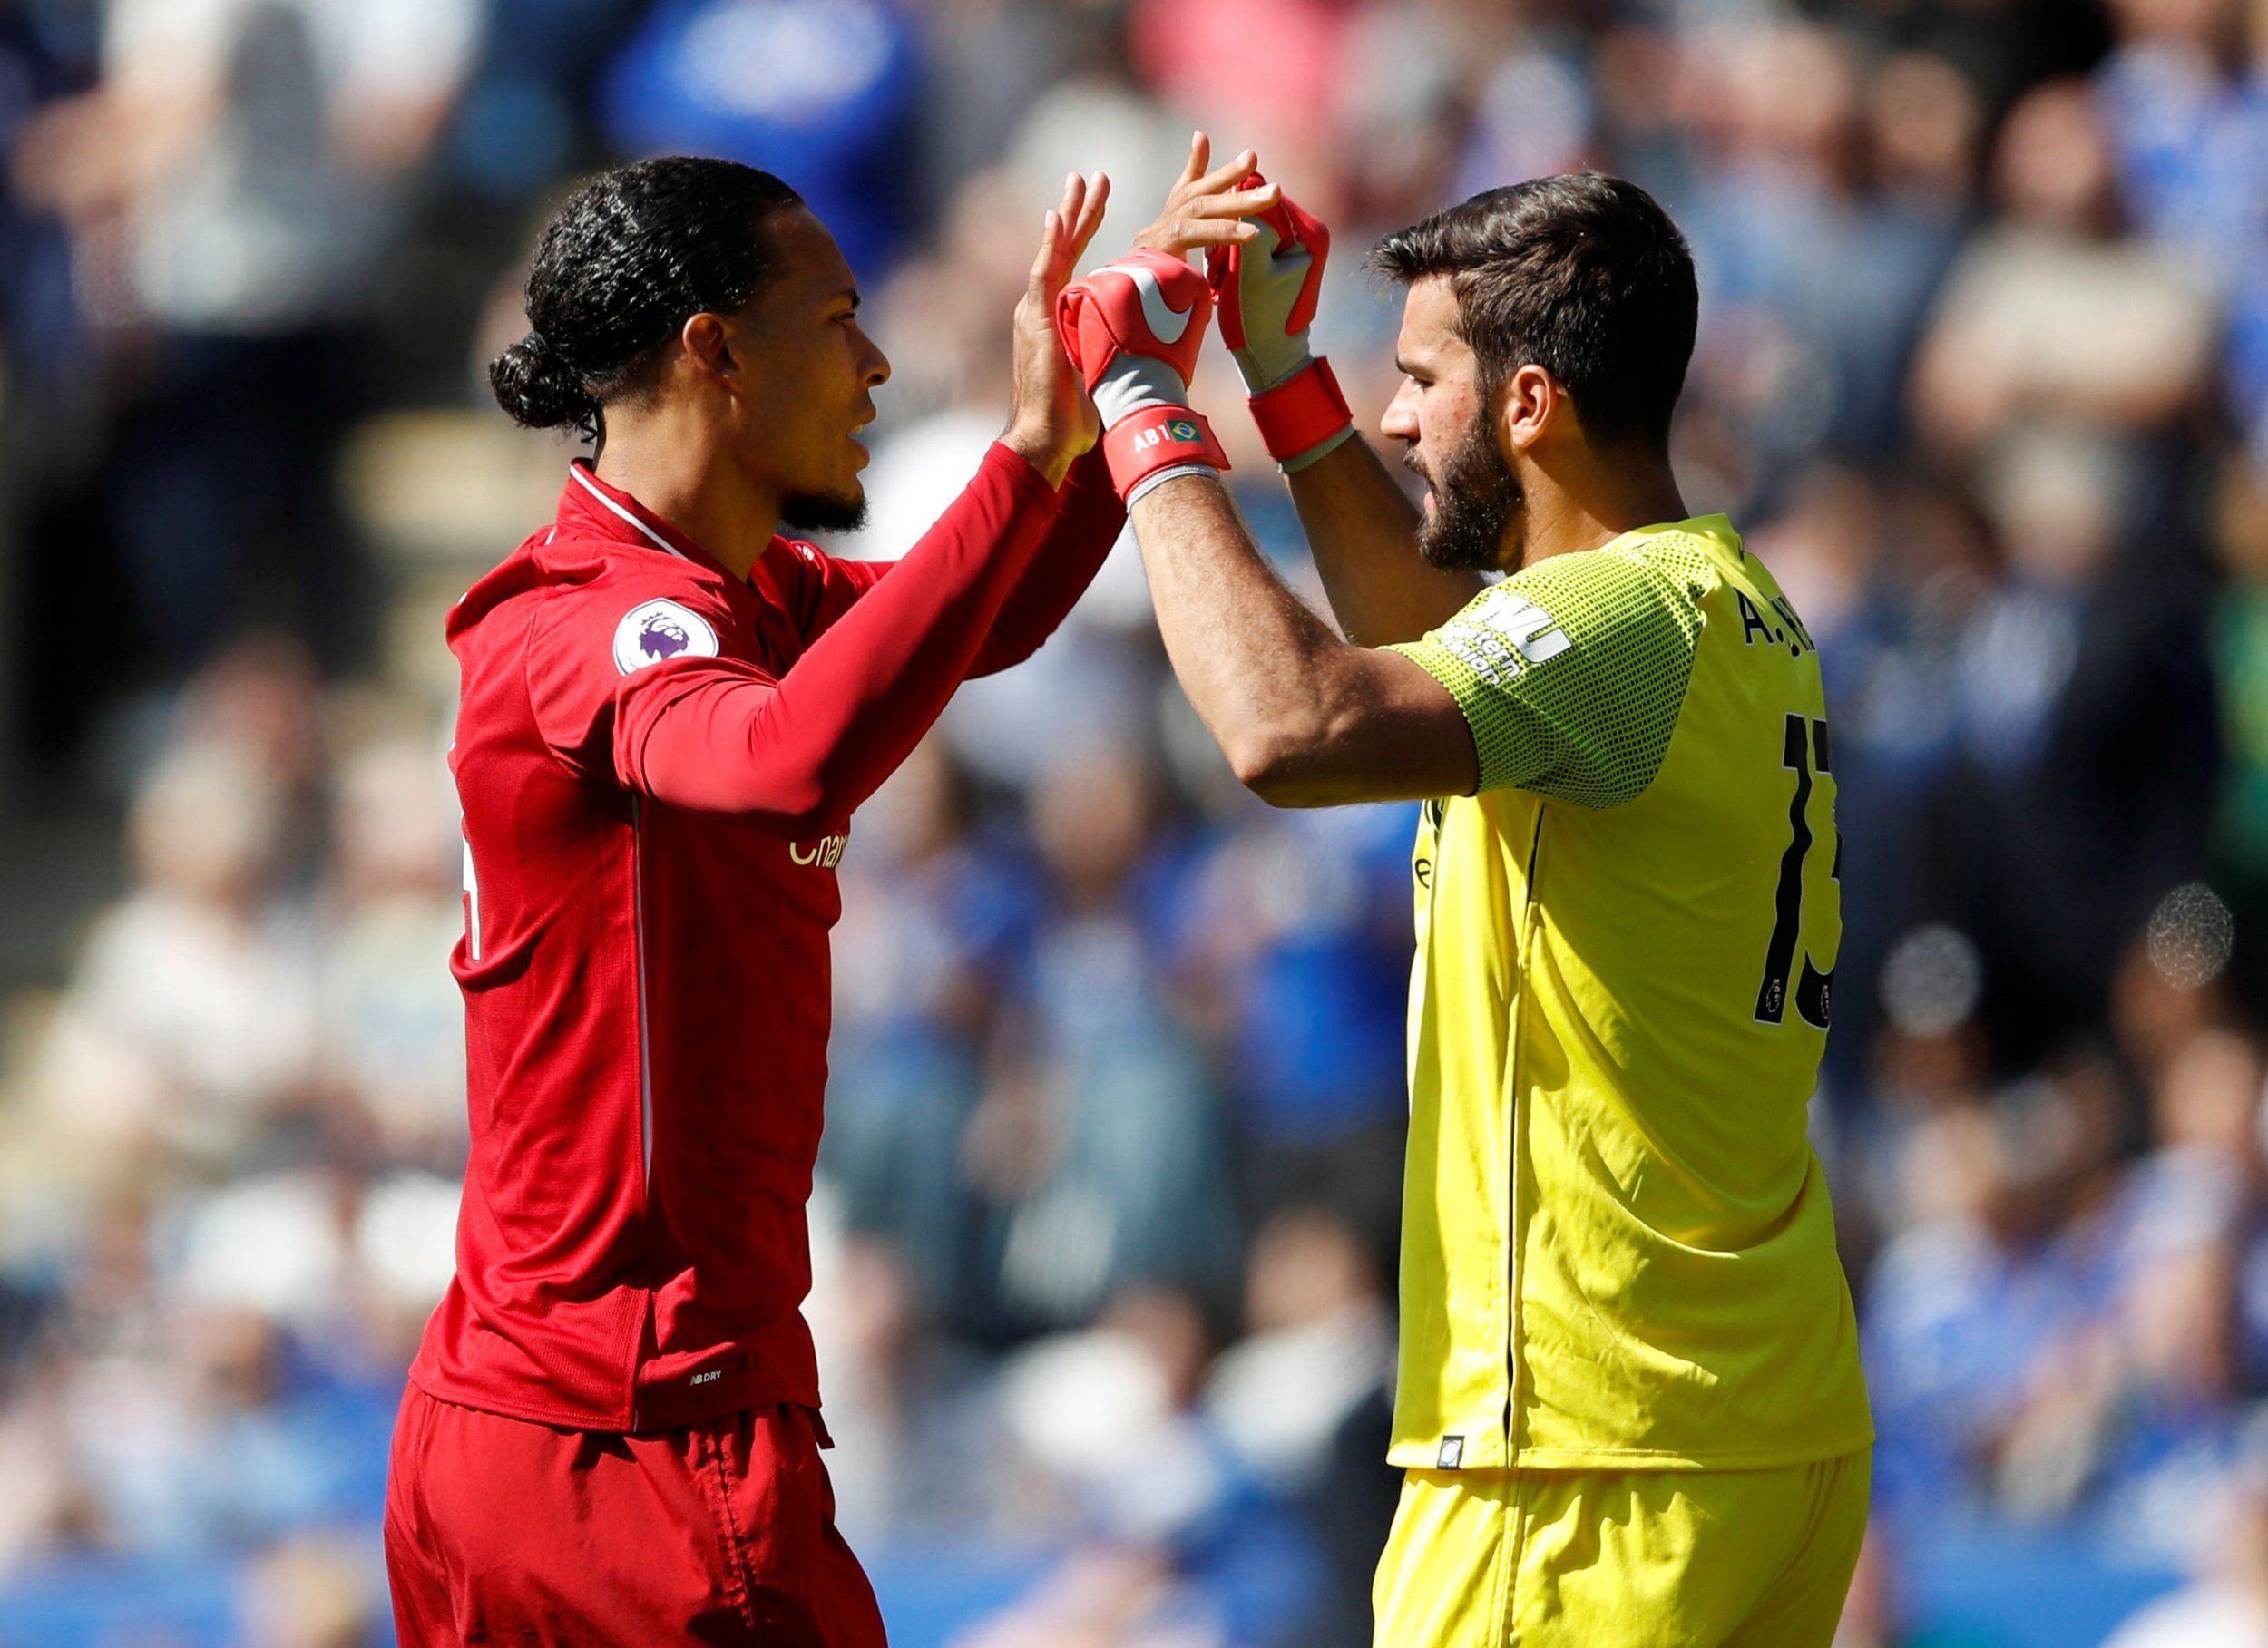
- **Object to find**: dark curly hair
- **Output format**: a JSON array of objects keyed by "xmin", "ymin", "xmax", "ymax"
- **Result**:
[
  {"xmin": 1371, "ymin": 173, "xmax": 1697, "ymax": 455},
  {"xmin": 490, "ymin": 157, "xmax": 806, "ymax": 442}
]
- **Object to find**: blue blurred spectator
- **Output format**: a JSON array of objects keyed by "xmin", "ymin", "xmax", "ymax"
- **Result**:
[
  {"xmin": 2095, "ymin": 0, "xmax": 2268, "ymax": 456},
  {"xmin": 441, "ymin": 0, "xmax": 636, "ymax": 200},
  {"xmin": 1179, "ymin": 804, "xmax": 1413, "ymax": 1260},
  {"xmin": 601, "ymin": 0, "xmax": 920, "ymax": 279},
  {"xmin": 823, "ymin": 739, "xmax": 1038, "ymax": 1321},
  {"xmin": 966, "ymin": 745, "xmax": 1237, "ymax": 1332},
  {"xmin": 1676, "ymin": 24, "xmax": 1969, "ymax": 470},
  {"xmin": 1862, "ymin": 1087, "xmax": 2102, "ymax": 1523}
]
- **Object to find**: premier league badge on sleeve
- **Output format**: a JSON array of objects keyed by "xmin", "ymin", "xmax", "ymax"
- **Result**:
[{"xmin": 613, "ymin": 600, "xmax": 719, "ymax": 674}]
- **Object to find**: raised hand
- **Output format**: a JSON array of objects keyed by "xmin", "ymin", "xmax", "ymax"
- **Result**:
[
  {"xmin": 1207, "ymin": 175, "xmax": 1328, "ymax": 392},
  {"xmin": 1003, "ymin": 170, "xmax": 1112, "ymax": 486},
  {"xmin": 1132, "ymin": 132, "xmax": 1282, "ymax": 261},
  {"xmin": 1056, "ymin": 249, "xmax": 1229, "ymax": 502},
  {"xmin": 1207, "ymin": 173, "xmax": 1355, "ymax": 471}
]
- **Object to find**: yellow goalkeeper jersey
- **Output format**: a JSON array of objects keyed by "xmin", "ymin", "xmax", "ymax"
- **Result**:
[{"xmin": 1383, "ymin": 513, "xmax": 1871, "ymax": 1473}]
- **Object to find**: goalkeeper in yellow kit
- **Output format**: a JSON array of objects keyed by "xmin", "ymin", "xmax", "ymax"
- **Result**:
[{"xmin": 1058, "ymin": 144, "xmax": 1872, "ymax": 1645}]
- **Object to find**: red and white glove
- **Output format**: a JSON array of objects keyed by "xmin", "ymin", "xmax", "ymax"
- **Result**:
[
  {"xmin": 1205, "ymin": 177, "xmax": 1354, "ymax": 473},
  {"xmin": 1055, "ymin": 249, "xmax": 1231, "ymax": 504}
]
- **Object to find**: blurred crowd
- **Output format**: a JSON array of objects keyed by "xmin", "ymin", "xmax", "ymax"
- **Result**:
[{"xmin": 5, "ymin": 0, "xmax": 2268, "ymax": 1643}]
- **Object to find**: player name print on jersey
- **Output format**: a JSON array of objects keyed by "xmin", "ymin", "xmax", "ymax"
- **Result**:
[
  {"xmin": 1733, "ymin": 590, "xmax": 1816, "ymax": 658},
  {"xmin": 613, "ymin": 599, "xmax": 719, "ymax": 675}
]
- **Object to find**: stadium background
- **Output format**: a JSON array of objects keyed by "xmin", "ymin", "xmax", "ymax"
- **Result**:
[{"xmin": 0, "ymin": 0, "xmax": 2263, "ymax": 1642}]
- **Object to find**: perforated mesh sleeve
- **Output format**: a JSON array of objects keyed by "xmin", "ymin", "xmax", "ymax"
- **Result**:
[{"xmin": 1388, "ymin": 538, "xmax": 1711, "ymax": 807}]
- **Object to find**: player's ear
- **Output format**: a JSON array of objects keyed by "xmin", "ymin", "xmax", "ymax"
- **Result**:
[
  {"xmin": 1497, "ymin": 363, "xmax": 1559, "ymax": 457},
  {"xmin": 679, "ymin": 311, "xmax": 738, "ymax": 387}
]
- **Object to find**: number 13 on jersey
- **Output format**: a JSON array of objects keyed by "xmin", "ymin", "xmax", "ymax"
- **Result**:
[{"xmin": 1755, "ymin": 712, "xmax": 1838, "ymax": 1030}]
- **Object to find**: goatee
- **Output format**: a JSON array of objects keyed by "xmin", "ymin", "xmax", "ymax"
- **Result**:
[
  {"xmin": 1408, "ymin": 425, "xmax": 1522, "ymax": 573},
  {"xmin": 781, "ymin": 488, "xmax": 869, "ymax": 535}
]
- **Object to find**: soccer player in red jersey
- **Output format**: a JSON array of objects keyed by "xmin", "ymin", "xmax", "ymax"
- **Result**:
[{"xmin": 380, "ymin": 155, "xmax": 1261, "ymax": 1645}]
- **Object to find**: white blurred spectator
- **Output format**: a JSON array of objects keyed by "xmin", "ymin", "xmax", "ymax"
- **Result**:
[
  {"xmin": 1203, "ymin": 1207, "xmax": 1392, "ymax": 1491},
  {"xmin": 171, "ymin": 1170, "xmax": 347, "ymax": 1327},
  {"xmin": 40, "ymin": 743, "xmax": 318, "ymax": 1168},
  {"xmin": 2105, "ymin": 1446, "xmax": 2268, "ymax": 1648},
  {"xmin": 1911, "ymin": 79, "xmax": 2216, "ymax": 464},
  {"xmin": 994, "ymin": 1288, "xmax": 1223, "ymax": 1542},
  {"xmin": 316, "ymin": 736, "xmax": 464, "ymax": 1161},
  {"xmin": 353, "ymin": 1170, "xmax": 459, "ymax": 1322},
  {"xmin": 21, "ymin": 0, "xmax": 482, "ymax": 331}
]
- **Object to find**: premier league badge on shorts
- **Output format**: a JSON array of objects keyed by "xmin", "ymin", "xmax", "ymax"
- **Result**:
[{"xmin": 613, "ymin": 599, "xmax": 719, "ymax": 674}]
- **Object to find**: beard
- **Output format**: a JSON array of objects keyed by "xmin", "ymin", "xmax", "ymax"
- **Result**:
[
  {"xmin": 1405, "ymin": 422, "xmax": 1523, "ymax": 573},
  {"xmin": 780, "ymin": 486, "xmax": 869, "ymax": 535}
]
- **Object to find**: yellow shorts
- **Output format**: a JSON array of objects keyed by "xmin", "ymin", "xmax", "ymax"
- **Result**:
[{"xmin": 1372, "ymin": 1450, "xmax": 1870, "ymax": 1647}]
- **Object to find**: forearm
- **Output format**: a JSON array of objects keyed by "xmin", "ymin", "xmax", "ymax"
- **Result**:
[
  {"xmin": 1286, "ymin": 435, "xmax": 1482, "ymax": 647},
  {"xmin": 965, "ymin": 450, "xmax": 1125, "ymax": 677},
  {"xmin": 621, "ymin": 444, "xmax": 1059, "ymax": 824},
  {"xmin": 1129, "ymin": 473, "xmax": 1362, "ymax": 786}
]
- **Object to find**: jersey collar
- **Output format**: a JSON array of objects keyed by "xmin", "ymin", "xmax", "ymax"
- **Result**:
[
  {"xmin": 1679, "ymin": 512, "xmax": 1742, "ymax": 555},
  {"xmin": 555, "ymin": 460, "xmax": 738, "ymax": 580},
  {"xmin": 1616, "ymin": 512, "xmax": 1744, "ymax": 561}
]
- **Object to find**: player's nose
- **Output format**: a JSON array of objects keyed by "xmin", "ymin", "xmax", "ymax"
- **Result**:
[
  {"xmin": 1380, "ymin": 379, "xmax": 1420, "ymax": 441},
  {"xmin": 856, "ymin": 324, "xmax": 891, "ymax": 388}
]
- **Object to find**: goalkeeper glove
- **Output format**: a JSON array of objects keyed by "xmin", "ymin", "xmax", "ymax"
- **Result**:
[
  {"xmin": 1055, "ymin": 249, "xmax": 1231, "ymax": 504},
  {"xmin": 1205, "ymin": 178, "xmax": 1355, "ymax": 473}
]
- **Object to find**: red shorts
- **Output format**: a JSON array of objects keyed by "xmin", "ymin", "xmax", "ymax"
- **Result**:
[{"xmin": 384, "ymin": 1383, "xmax": 885, "ymax": 1647}]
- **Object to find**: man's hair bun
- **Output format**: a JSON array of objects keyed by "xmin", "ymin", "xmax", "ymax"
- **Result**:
[{"xmin": 489, "ymin": 330, "xmax": 601, "ymax": 435}]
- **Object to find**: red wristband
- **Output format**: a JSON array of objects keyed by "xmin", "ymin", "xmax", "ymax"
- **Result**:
[
  {"xmin": 1100, "ymin": 405, "xmax": 1231, "ymax": 499},
  {"xmin": 1248, "ymin": 357, "xmax": 1353, "ymax": 464}
]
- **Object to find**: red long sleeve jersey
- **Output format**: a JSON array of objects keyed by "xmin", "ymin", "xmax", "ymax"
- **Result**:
[{"xmin": 413, "ymin": 444, "xmax": 1120, "ymax": 1432}]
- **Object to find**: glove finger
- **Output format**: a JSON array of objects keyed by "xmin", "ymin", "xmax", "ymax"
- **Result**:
[
  {"xmin": 1276, "ymin": 197, "xmax": 1331, "ymax": 337},
  {"xmin": 1205, "ymin": 241, "xmax": 1235, "ymax": 291},
  {"xmin": 1276, "ymin": 193, "xmax": 1328, "ymax": 257},
  {"xmin": 1053, "ymin": 283, "xmax": 1102, "ymax": 388},
  {"xmin": 1212, "ymin": 247, "xmax": 1252, "ymax": 353},
  {"xmin": 1219, "ymin": 213, "xmax": 1298, "ymax": 355}
]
